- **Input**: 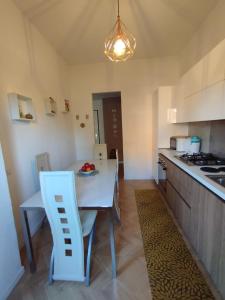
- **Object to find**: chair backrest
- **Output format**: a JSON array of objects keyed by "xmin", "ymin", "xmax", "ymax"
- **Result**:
[
  {"xmin": 94, "ymin": 144, "xmax": 107, "ymax": 160},
  {"xmin": 40, "ymin": 171, "xmax": 84, "ymax": 282},
  {"xmin": 36, "ymin": 152, "xmax": 51, "ymax": 173}
]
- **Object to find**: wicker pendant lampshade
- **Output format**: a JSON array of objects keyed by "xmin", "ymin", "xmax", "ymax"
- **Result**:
[{"xmin": 104, "ymin": 0, "xmax": 136, "ymax": 62}]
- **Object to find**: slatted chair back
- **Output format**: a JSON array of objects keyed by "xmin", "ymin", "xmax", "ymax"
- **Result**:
[
  {"xmin": 36, "ymin": 152, "xmax": 51, "ymax": 173},
  {"xmin": 94, "ymin": 144, "xmax": 107, "ymax": 160},
  {"xmin": 40, "ymin": 171, "xmax": 85, "ymax": 282}
]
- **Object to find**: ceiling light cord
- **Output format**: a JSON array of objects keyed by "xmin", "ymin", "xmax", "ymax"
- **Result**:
[{"xmin": 117, "ymin": 0, "xmax": 120, "ymax": 17}]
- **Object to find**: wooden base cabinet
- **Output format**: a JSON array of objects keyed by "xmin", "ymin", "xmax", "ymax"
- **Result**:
[
  {"xmin": 167, "ymin": 181, "xmax": 191, "ymax": 239},
  {"xmin": 162, "ymin": 154, "xmax": 225, "ymax": 298},
  {"xmin": 190, "ymin": 184, "xmax": 225, "ymax": 289},
  {"xmin": 219, "ymin": 213, "xmax": 225, "ymax": 297}
]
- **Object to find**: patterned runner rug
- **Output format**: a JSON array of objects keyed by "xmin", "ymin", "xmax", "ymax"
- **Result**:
[{"xmin": 135, "ymin": 189, "xmax": 215, "ymax": 300}]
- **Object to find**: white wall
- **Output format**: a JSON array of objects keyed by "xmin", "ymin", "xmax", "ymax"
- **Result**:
[
  {"xmin": 0, "ymin": 0, "xmax": 76, "ymax": 246},
  {"xmin": 179, "ymin": 1, "xmax": 225, "ymax": 74},
  {"xmin": 70, "ymin": 57, "xmax": 179, "ymax": 179},
  {"xmin": 0, "ymin": 143, "xmax": 24, "ymax": 300}
]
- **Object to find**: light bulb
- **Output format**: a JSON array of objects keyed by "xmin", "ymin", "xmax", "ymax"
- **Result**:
[{"xmin": 113, "ymin": 39, "xmax": 126, "ymax": 57}]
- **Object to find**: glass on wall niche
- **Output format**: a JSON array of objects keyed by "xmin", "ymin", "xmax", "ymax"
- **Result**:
[{"xmin": 8, "ymin": 93, "xmax": 35, "ymax": 122}]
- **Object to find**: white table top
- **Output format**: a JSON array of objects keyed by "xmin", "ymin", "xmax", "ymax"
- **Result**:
[{"xmin": 20, "ymin": 160, "xmax": 117, "ymax": 209}]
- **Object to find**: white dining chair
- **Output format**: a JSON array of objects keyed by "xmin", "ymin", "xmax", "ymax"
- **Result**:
[
  {"xmin": 40, "ymin": 171, "xmax": 97, "ymax": 286},
  {"xmin": 35, "ymin": 153, "xmax": 51, "ymax": 223},
  {"xmin": 94, "ymin": 144, "xmax": 107, "ymax": 160},
  {"xmin": 36, "ymin": 152, "xmax": 51, "ymax": 173}
]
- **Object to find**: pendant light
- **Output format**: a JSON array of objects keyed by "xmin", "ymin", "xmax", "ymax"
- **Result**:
[{"xmin": 104, "ymin": 0, "xmax": 136, "ymax": 62}]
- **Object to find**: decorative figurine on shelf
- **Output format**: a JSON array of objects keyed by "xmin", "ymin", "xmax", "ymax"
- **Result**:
[
  {"xmin": 64, "ymin": 99, "xmax": 70, "ymax": 112},
  {"xmin": 49, "ymin": 97, "xmax": 56, "ymax": 114},
  {"xmin": 18, "ymin": 103, "xmax": 24, "ymax": 118},
  {"xmin": 25, "ymin": 113, "xmax": 33, "ymax": 120}
]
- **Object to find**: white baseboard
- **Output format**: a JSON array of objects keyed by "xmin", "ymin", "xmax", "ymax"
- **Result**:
[{"xmin": 1, "ymin": 266, "xmax": 24, "ymax": 300}]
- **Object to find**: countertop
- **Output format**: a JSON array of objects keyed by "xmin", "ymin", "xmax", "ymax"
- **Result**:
[{"xmin": 159, "ymin": 149, "xmax": 225, "ymax": 201}]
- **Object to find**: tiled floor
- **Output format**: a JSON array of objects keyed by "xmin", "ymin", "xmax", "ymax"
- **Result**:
[{"xmin": 9, "ymin": 180, "xmax": 154, "ymax": 300}]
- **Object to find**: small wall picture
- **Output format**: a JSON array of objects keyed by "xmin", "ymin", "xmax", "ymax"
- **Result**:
[{"xmin": 63, "ymin": 99, "xmax": 70, "ymax": 113}]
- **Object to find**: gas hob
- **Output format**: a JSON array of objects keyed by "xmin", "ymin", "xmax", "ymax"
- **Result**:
[{"xmin": 177, "ymin": 152, "xmax": 225, "ymax": 167}]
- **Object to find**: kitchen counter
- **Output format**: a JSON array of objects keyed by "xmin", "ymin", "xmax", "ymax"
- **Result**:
[{"xmin": 159, "ymin": 148, "xmax": 225, "ymax": 201}]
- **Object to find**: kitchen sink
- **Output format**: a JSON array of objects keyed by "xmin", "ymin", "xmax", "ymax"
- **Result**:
[{"xmin": 206, "ymin": 175, "xmax": 225, "ymax": 188}]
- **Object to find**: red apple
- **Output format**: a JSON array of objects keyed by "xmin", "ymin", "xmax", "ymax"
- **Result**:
[{"xmin": 90, "ymin": 164, "xmax": 95, "ymax": 170}]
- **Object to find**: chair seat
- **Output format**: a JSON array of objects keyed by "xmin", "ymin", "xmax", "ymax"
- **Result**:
[{"xmin": 79, "ymin": 210, "xmax": 97, "ymax": 237}]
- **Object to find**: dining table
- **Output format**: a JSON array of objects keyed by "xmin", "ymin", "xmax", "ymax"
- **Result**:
[{"xmin": 20, "ymin": 159, "xmax": 117, "ymax": 278}]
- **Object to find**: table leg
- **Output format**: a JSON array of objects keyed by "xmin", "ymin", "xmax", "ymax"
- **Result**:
[
  {"xmin": 109, "ymin": 210, "xmax": 117, "ymax": 278},
  {"xmin": 20, "ymin": 208, "xmax": 36, "ymax": 273}
]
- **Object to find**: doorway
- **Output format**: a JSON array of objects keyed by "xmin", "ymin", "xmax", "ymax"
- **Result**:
[{"xmin": 92, "ymin": 92, "xmax": 124, "ymax": 178}]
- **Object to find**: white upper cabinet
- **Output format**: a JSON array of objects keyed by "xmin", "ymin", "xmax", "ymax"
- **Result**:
[
  {"xmin": 201, "ymin": 81, "xmax": 225, "ymax": 121},
  {"xmin": 204, "ymin": 39, "xmax": 225, "ymax": 88},
  {"xmin": 183, "ymin": 59, "xmax": 205, "ymax": 98},
  {"xmin": 174, "ymin": 38, "xmax": 225, "ymax": 123},
  {"xmin": 178, "ymin": 92, "xmax": 202, "ymax": 123},
  {"xmin": 152, "ymin": 86, "xmax": 188, "ymax": 182},
  {"xmin": 173, "ymin": 78, "xmax": 185, "ymax": 123}
]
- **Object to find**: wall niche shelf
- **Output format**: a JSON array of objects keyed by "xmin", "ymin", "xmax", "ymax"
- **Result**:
[
  {"xmin": 45, "ymin": 97, "xmax": 57, "ymax": 116},
  {"xmin": 8, "ymin": 93, "xmax": 35, "ymax": 122}
]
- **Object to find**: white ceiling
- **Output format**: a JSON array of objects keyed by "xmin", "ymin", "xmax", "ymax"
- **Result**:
[{"xmin": 13, "ymin": 0, "xmax": 219, "ymax": 65}]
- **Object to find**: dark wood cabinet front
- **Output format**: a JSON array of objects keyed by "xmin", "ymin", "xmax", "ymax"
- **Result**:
[
  {"xmin": 103, "ymin": 97, "xmax": 123, "ymax": 161},
  {"xmin": 160, "ymin": 153, "xmax": 225, "ymax": 298}
]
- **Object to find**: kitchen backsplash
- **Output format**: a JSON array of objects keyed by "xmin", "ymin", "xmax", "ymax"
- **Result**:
[
  {"xmin": 209, "ymin": 120, "xmax": 225, "ymax": 158},
  {"xmin": 188, "ymin": 120, "xmax": 225, "ymax": 157},
  {"xmin": 188, "ymin": 122, "xmax": 211, "ymax": 153}
]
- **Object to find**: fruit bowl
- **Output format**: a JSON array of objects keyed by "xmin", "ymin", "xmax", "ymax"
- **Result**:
[
  {"xmin": 79, "ymin": 169, "xmax": 95, "ymax": 175},
  {"xmin": 79, "ymin": 162, "xmax": 96, "ymax": 176}
]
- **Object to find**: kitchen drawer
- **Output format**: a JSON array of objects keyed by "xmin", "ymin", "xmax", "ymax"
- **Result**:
[
  {"xmin": 166, "ymin": 180, "xmax": 176, "ymax": 212},
  {"xmin": 167, "ymin": 181, "xmax": 191, "ymax": 239},
  {"xmin": 163, "ymin": 155, "xmax": 192, "ymax": 206}
]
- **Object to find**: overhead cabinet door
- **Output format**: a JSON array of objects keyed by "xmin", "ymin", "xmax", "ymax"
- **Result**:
[
  {"xmin": 204, "ymin": 39, "xmax": 225, "ymax": 88},
  {"xmin": 175, "ymin": 38, "xmax": 225, "ymax": 123},
  {"xmin": 183, "ymin": 81, "xmax": 225, "ymax": 122},
  {"xmin": 177, "ymin": 92, "xmax": 202, "ymax": 123},
  {"xmin": 183, "ymin": 59, "xmax": 204, "ymax": 98},
  {"xmin": 201, "ymin": 81, "xmax": 225, "ymax": 121}
]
